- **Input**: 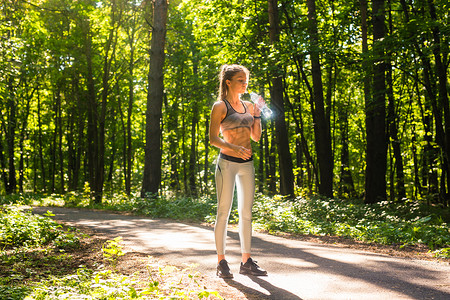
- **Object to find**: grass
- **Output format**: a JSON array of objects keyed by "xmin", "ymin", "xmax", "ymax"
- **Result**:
[{"xmin": 0, "ymin": 205, "xmax": 223, "ymax": 300}]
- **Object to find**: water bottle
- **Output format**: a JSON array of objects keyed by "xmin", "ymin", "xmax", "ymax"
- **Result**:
[{"xmin": 250, "ymin": 92, "xmax": 273, "ymax": 119}]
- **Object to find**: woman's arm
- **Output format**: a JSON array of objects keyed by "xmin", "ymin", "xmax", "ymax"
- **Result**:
[{"xmin": 250, "ymin": 103, "xmax": 262, "ymax": 142}]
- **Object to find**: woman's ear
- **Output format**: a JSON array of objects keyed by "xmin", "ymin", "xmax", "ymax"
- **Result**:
[{"xmin": 226, "ymin": 79, "xmax": 231, "ymax": 86}]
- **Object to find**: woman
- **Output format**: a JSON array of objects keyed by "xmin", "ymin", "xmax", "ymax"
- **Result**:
[{"xmin": 209, "ymin": 64, "xmax": 267, "ymax": 278}]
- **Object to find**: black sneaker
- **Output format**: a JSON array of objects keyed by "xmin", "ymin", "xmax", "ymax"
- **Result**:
[
  {"xmin": 239, "ymin": 258, "xmax": 268, "ymax": 276},
  {"xmin": 217, "ymin": 259, "xmax": 233, "ymax": 279}
]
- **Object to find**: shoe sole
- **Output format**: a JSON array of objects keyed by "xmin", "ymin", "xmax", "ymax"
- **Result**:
[
  {"xmin": 217, "ymin": 271, "xmax": 233, "ymax": 279},
  {"xmin": 239, "ymin": 268, "xmax": 268, "ymax": 276}
]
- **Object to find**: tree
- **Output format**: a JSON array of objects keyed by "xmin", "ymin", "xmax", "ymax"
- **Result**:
[
  {"xmin": 141, "ymin": 0, "xmax": 168, "ymax": 197},
  {"xmin": 365, "ymin": 0, "xmax": 387, "ymax": 204},
  {"xmin": 386, "ymin": 0, "xmax": 406, "ymax": 200},
  {"xmin": 268, "ymin": 0, "xmax": 295, "ymax": 197},
  {"xmin": 307, "ymin": 0, "xmax": 333, "ymax": 198},
  {"xmin": 427, "ymin": 0, "xmax": 450, "ymax": 205}
]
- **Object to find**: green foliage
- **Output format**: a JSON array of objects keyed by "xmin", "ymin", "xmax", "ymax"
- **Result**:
[
  {"xmin": 0, "ymin": 206, "xmax": 76, "ymax": 249},
  {"xmin": 0, "ymin": 205, "xmax": 84, "ymax": 299},
  {"xmin": 0, "ymin": 204, "xmax": 223, "ymax": 299},
  {"xmin": 102, "ymin": 237, "xmax": 124, "ymax": 268},
  {"xmin": 24, "ymin": 262, "xmax": 223, "ymax": 300},
  {"xmin": 430, "ymin": 247, "xmax": 450, "ymax": 259},
  {"xmin": 0, "ymin": 284, "xmax": 31, "ymax": 300},
  {"xmin": 252, "ymin": 196, "xmax": 450, "ymax": 250},
  {"xmin": 126, "ymin": 195, "xmax": 218, "ymax": 221},
  {"xmin": 56, "ymin": 192, "xmax": 219, "ymax": 222},
  {"xmin": 25, "ymin": 268, "xmax": 143, "ymax": 300}
]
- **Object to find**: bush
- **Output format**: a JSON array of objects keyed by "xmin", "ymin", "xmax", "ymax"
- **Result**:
[
  {"xmin": 252, "ymin": 196, "xmax": 450, "ymax": 250},
  {"xmin": 0, "ymin": 205, "xmax": 79, "ymax": 249}
]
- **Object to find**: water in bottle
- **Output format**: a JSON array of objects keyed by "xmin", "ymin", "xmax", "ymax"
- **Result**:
[{"xmin": 249, "ymin": 92, "xmax": 273, "ymax": 118}]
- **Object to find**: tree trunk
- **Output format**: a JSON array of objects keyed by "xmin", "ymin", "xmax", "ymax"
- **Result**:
[
  {"xmin": 126, "ymin": 39, "xmax": 135, "ymax": 196},
  {"xmin": 188, "ymin": 55, "xmax": 199, "ymax": 196},
  {"xmin": 74, "ymin": 75, "xmax": 84, "ymax": 191},
  {"xmin": 365, "ymin": 0, "xmax": 387, "ymax": 204},
  {"xmin": 307, "ymin": 0, "xmax": 333, "ymax": 198},
  {"xmin": 18, "ymin": 81, "xmax": 34, "ymax": 193},
  {"xmin": 6, "ymin": 77, "xmax": 17, "ymax": 194},
  {"xmin": 83, "ymin": 18, "xmax": 99, "ymax": 202},
  {"xmin": 96, "ymin": 2, "xmax": 119, "ymax": 202},
  {"xmin": 57, "ymin": 84, "xmax": 64, "ymax": 193},
  {"xmin": 0, "ymin": 130, "xmax": 7, "ymax": 191},
  {"xmin": 189, "ymin": 111, "xmax": 198, "ymax": 196},
  {"xmin": 400, "ymin": 0, "xmax": 440, "ymax": 199},
  {"xmin": 427, "ymin": 0, "xmax": 450, "ymax": 205},
  {"xmin": 168, "ymin": 99, "xmax": 180, "ymax": 191},
  {"xmin": 50, "ymin": 88, "xmax": 59, "ymax": 193},
  {"xmin": 203, "ymin": 117, "xmax": 210, "ymax": 193},
  {"xmin": 262, "ymin": 122, "xmax": 271, "ymax": 192},
  {"xmin": 386, "ymin": 2, "xmax": 406, "ymax": 200},
  {"xmin": 268, "ymin": 0, "xmax": 295, "ymax": 197},
  {"xmin": 37, "ymin": 90, "xmax": 47, "ymax": 192},
  {"xmin": 338, "ymin": 104, "xmax": 356, "ymax": 198},
  {"xmin": 293, "ymin": 56, "xmax": 320, "ymax": 192},
  {"xmin": 141, "ymin": 0, "xmax": 168, "ymax": 197},
  {"xmin": 387, "ymin": 63, "xmax": 406, "ymax": 200},
  {"xmin": 67, "ymin": 74, "xmax": 81, "ymax": 192},
  {"xmin": 268, "ymin": 125, "xmax": 277, "ymax": 194}
]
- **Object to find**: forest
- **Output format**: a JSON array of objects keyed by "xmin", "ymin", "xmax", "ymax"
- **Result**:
[{"xmin": 1, "ymin": 0, "xmax": 449, "ymax": 208}]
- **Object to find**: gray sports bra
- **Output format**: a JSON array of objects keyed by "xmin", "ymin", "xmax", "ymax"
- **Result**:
[{"xmin": 220, "ymin": 98, "xmax": 254, "ymax": 132}]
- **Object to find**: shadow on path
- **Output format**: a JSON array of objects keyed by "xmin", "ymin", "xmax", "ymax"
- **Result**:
[
  {"xmin": 222, "ymin": 276, "xmax": 304, "ymax": 300},
  {"xmin": 225, "ymin": 230, "xmax": 450, "ymax": 299}
]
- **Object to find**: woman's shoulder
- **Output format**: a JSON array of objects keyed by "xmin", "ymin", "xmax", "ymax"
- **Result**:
[{"xmin": 212, "ymin": 100, "xmax": 226, "ymax": 110}]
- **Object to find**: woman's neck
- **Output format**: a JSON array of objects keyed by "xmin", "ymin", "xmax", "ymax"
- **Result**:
[{"xmin": 226, "ymin": 92, "xmax": 240, "ymax": 104}]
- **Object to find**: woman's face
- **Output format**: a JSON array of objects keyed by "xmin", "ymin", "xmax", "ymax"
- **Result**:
[{"xmin": 227, "ymin": 71, "xmax": 248, "ymax": 94}]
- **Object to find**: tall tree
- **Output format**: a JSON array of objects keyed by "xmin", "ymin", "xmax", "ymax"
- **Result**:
[
  {"xmin": 386, "ymin": 0, "xmax": 406, "ymax": 200},
  {"xmin": 306, "ymin": 0, "xmax": 333, "ymax": 198},
  {"xmin": 365, "ymin": 0, "xmax": 387, "ymax": 204},
  {"xmin": 427, "ymin": 0, "xmax": 450, "ymax": 205},
  {"xmin": 141, "ymin": 0, "xmax": 168, "ymax": 197},
  {"xmin": 268, "ymin": 0, "xmax": 295, "ymax": 197}
]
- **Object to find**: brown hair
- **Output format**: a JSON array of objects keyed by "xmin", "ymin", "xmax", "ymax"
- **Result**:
[{"xmin": 217, "ymin": 64, "xmax": 249, "ymax": 101}]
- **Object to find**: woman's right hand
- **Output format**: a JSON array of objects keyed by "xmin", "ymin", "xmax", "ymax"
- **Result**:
[{"xmin": 233, "ymin": 145, "xmax": 252, "ymax": 160}]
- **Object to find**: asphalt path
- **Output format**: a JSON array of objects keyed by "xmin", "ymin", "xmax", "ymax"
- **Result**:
[{"xmin": 33, "ymin": 206, "xmax": 450, "ymax": 300}]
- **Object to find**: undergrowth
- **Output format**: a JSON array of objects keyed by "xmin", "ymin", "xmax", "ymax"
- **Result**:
[
  {"xmin": 251, "ymin": 195, "xmax": 450, "ymax": 251},
  {"xmin": 0, "ymin": 205, "xmax": 222, "ymax": 300}
]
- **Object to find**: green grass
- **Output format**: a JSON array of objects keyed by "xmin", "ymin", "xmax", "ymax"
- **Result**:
[{"xmin": 0, "ymin": 205, "xmax": 223, "ymax": 300}]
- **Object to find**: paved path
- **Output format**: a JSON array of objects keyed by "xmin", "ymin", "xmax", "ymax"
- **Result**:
[{"xmin": 33, "ymin": 206, "xmax": 450, "ymax": 300}]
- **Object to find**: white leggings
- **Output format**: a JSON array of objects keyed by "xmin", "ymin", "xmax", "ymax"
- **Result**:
[{"xmin": 214, "ymin": 157, "xmax": 255, "ymax": 255}]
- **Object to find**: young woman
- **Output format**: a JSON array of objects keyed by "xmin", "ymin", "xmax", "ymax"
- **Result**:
[{"xmin": 209, "ymin": 64, "xmax": 267, "ymax": 278}]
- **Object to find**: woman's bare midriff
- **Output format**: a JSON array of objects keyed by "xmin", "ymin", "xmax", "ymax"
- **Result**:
[{"xmin": 221, "ymin": 127, "xmax": 252, "ymax": 157}]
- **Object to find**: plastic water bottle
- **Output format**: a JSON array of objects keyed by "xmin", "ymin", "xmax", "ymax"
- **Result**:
[{"xmin": 250, "ymin": 92, "xmax": 273, "ymax": 119}]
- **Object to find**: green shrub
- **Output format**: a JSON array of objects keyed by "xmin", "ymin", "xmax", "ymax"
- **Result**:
[
  {"xmin": 0, "ymin": 206, "xmax": 80, "ymax": 249},
  {"xmin": 252, "ymin": 196, "xmax": 450, "ymax": 250}
]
